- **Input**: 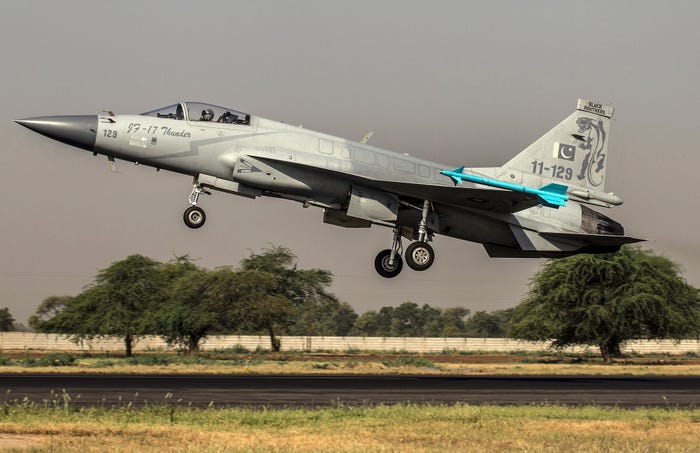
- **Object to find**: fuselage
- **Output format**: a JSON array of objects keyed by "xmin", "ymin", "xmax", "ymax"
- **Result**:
[{"xmin": 16, "ymin": 100, "xmax": 635, "ymax": 268}]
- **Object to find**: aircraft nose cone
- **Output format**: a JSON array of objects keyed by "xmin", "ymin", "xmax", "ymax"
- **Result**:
[{"xmin": 14, "ymin": 115, "xmax": 98, "ymax": 151}]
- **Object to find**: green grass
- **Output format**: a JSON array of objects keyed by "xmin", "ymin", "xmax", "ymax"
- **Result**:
[
  {"xmin": 15, "ymin": 352, "xmax": 78, "ymax": 367},
  {"xmin": 1, "ymin": 401, "xmax": 697, "ymax": 428},
  {"xmin": 0, "ymin": 403, "xmax": 699, "ymax": 452},
  {"xmin": 381, "ymin": 356, "xmax": 438, "ymax": 368},
  {"xmin": 1, "ymin": 350, "xmax": 699, "ymax": 377}
]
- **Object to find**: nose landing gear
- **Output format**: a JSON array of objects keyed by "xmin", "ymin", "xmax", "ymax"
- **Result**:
[{"xmin": 183, "ymin": 183, "xmax": 210, "ymax": 229}]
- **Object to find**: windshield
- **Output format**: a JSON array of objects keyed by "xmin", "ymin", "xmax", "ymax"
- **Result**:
[
  {"xmin": 141, "ymin": 103, "xmax": 185, "ymax": 120},
  {"xmin": 141, "ymin": 102, "xmax": 250, "ymax": 125}
]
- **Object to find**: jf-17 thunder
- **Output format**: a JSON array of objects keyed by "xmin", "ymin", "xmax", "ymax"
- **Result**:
[{"xmin": 15, "ymin": 99, "xmax": 641, "ymax": 278}]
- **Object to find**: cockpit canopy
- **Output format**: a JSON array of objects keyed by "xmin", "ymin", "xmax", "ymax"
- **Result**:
[{"xmin": 141, "ymin": 102, "xmax": 250, "ymax": 125}]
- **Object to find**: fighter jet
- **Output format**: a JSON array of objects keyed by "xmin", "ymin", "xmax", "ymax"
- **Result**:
[{"xmin": 15, "ymin": 99, "xmax": 641, "ymax": 278}]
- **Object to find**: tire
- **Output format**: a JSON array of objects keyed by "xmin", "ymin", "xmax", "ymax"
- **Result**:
[
  {"xmin": 405, "ymin": 241, "xmax": 435, "ymax": 271},
  {"xmin": 183, "ymin": 206, "xmax": 206, "ymax": 229},
  {"xmin": 374, "ymin": 249, "xmax": 403, "ymax": 278}
]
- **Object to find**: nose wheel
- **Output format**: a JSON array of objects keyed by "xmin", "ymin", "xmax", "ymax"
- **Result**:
[
  {"xmin": 183, "ymin": 206, "xmax": 206, "ymax": 229},
  {"xmin": 183, "ymin": 182, "xmax": 210, "ymax": 229}
]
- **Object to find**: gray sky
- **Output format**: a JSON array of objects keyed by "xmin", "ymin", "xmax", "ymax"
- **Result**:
[{"xmin": 1, "ymin": 1, "xmax": 698, "ymax": 324}]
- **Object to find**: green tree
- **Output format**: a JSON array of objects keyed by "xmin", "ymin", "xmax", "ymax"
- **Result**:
[
  {"xmin": 509, "ymin": 247, "xmax": 700, "ymax": 361},
  {"xmin": 83, "ymin": 255, "xmax": 166, "ymax": 356},
  {"xmin": 351, "ymin": 311, "xmax": 382, "ymax": 336},
  {"xmin": 464, "ymin": 308, "xmax": 514, "ymax": 338},
  {"xmin": 325, "ymin": 301, "xmax": 358, "ymax": 336},
  {"xmin": 28, "ymin": 296, "xmax": 75, "ymax": 332},
  {"xmin": 0, "ymin": 307, "xmax": 15, "ymax": 332},
  {"xmin": 240, "ymin": 246, "xmax": 354, "ymax": 339},
  {"xmin": 351, "ymin": 304, "xmax": 470, "ymax": 337},
  {"xmin": 390, "ymin": 302, "xmax": 422, "ymax": 336},
  {"xmin": 229, "ymin": 269, "xmax": 294, "ymax": 351},
  {"xmin": 155, "ymin": 266, "xmax": 221, "ymax": 354},
  {"xmin": 31, "ymin": 255, "xmax": 167, "ymax": 356},
  {"xmin": 420, "ymin": 304, "xmax": 444, "ymax": 337},
  {"xmin": 439, "ymin": 307, "xmax": 470, "ymax": 337}
]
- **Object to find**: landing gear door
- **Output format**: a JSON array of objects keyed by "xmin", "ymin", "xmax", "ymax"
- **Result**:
[{"xmin": 346, "ymin": 186, "xmax": 398, "ymax": 222}]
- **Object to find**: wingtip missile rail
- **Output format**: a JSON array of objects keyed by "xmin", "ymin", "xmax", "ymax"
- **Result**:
[{"xmin": 440, "ymin": 167, "xmax": 569, "ymax": 208}]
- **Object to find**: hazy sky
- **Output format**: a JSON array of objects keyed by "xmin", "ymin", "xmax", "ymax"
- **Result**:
[{"xmin": 1, "ymin": 1, "xmax": 698, "ymax": 324}]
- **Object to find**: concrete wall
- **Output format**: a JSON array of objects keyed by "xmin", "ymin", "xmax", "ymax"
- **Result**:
[{"xmin": 1, "ymin": 332, "xmax": 698, "ymax": 354}]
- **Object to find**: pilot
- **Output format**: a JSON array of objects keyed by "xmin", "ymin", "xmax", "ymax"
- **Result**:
[
  {"xmin": 175, "ymin": 103, "xmax": 184, "ymax": 120},
  {"xmin": 200, "ymin": 109, "xmax": 214, "ymax": 122}
]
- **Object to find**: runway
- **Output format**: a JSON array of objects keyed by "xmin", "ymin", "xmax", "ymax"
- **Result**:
[{"xmin": 1, "ymin": 374, "xmax": 698, "ymax": 408}]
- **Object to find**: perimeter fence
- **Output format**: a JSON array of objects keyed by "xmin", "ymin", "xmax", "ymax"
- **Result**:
[{"xmin": 0, "ymin": 332, "xmax": 698, "ymax": 355}]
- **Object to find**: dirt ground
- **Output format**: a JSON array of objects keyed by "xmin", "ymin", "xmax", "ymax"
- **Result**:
[{"xmin": 0, "ymin": 434, "xmax": 44, "ymax": 451}]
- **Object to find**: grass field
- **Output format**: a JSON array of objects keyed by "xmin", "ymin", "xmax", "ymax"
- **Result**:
[
  {"xmin": 1, "ymin": 404, "xmax": 699, "ymax": 452},
  {"xmin": 2, "ymin": 351, "xmax": 699, "ymax": 451},
  {"xmin": 0, "ymin": 350, "xmax": 699, "ymax": 376}
]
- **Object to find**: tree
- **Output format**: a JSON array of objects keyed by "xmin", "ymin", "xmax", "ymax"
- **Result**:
[
  {"xmin": 464, "ymin": 308, "xmax": 514, "ymax": 338},
  {"xmin": 240, "ymin": 246, "xmax": 354, "ymax": 339},
  {"xmin": 155, "ymin": 266, "xmax": 220, "ymax": 355},
  {"xmin": 228, "ymin": 269, "xmax": 294, "ymax": 351},
  {"xmin": 81, "ymin": 255, "xmax": 167, "ymax": 356},
  {"xmin": 439, "ymin": 307, "xmax": 470, "ymax": 337},
  {"xmin": 31, "ymin": 255, "xmax": 167, "ymax": 356},
  {"xmin": 351, "ymin": 303, "xmax": 471, "ymax": 337},
  {"xmin": 0, "ymin": 307, "xmax": 15, "ymax": 332},
  {"xmin": 391, "ymin": 302, "xmax": 422, "ymax": 336},
  {"xmin": 28, "ymin": 296, "xmax": 75, "ymax": 332},
  {"xmin": 509, "ymin": 247, "xmax": 700, "ymax": 361},
  {"xmin": 351, "ymin": 311, "xmax": 382, "ymax": 336}
]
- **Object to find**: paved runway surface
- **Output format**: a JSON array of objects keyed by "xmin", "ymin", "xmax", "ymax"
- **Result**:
[{"xmin": 1, "ymin": 374, "xmax": 698, "ymax": 408}]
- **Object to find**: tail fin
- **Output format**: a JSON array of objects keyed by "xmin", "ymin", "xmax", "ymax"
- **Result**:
[{"xmin": 504, "ymin": 99, "xmax": 614, "ymax": 192}]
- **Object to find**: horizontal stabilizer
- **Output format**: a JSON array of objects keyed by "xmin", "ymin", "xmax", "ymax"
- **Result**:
[
  {"xmin": 485, "ymin": 232, "xmax": 643, "ymax": 258},
  {"xmin": 540, "ymin": 232, "xmax": 644, "ymax": 247}
]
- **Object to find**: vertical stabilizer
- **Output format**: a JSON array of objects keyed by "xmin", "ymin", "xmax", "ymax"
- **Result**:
[{"xmin": 504, "ymin": 99, "xmax": 614, "ymax": 192}]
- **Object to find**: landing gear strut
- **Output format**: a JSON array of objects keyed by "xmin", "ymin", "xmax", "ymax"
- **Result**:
[
  {"xmin": 404, "ymin": 200, "xmax": 435, "ymax": 271},
  {"xmin": 183, "ymin": 183, "xmax": 209, "ymax": 229}
]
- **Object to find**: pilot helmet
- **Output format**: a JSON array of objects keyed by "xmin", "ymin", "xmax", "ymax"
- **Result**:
[{"xmin": 201, "ymin": 109, "xmax": 214, "ymax": 121}]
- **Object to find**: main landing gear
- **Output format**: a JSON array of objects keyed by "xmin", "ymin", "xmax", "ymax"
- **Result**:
[
  {"xmin": 373, "ymin": 200, "xmax": 436, "ymax": 278},
  {"xmin": 183, "ymin": 183, "xmax": 210, "ymax": 229},
  {"xmin": 374, "ymin": 228, "xmax": 404, "ymax": 278}
]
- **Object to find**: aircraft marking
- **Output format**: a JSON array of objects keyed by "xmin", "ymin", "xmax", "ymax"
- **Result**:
[
  {"xmin": 530, "ymin": 160, "xmax": 573, "ymax": 180},
  {"xmin": 575, "ymin": 117, "xmax": 606, "ymax": 187}
]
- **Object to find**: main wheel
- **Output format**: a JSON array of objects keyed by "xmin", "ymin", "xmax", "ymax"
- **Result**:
[
  {"xmin": 405, "ymin": 241, "xmax": 435, "ymax": 271},
  {"xmin": 183, "ymin": 206, "xmax": 206, "ymax": 229},
  {"xmin": 374, "ymin": 249, "xmax": 403, "ymax": 278}
]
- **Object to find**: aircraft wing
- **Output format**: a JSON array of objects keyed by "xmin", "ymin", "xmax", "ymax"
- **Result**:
[
  {"xmin": 374, "ymin": 180, "xmax": 540, "ymax": 212},
  {"xmin": 250, "ymin": 155, "xmax": 540, "ymax": 213}
]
